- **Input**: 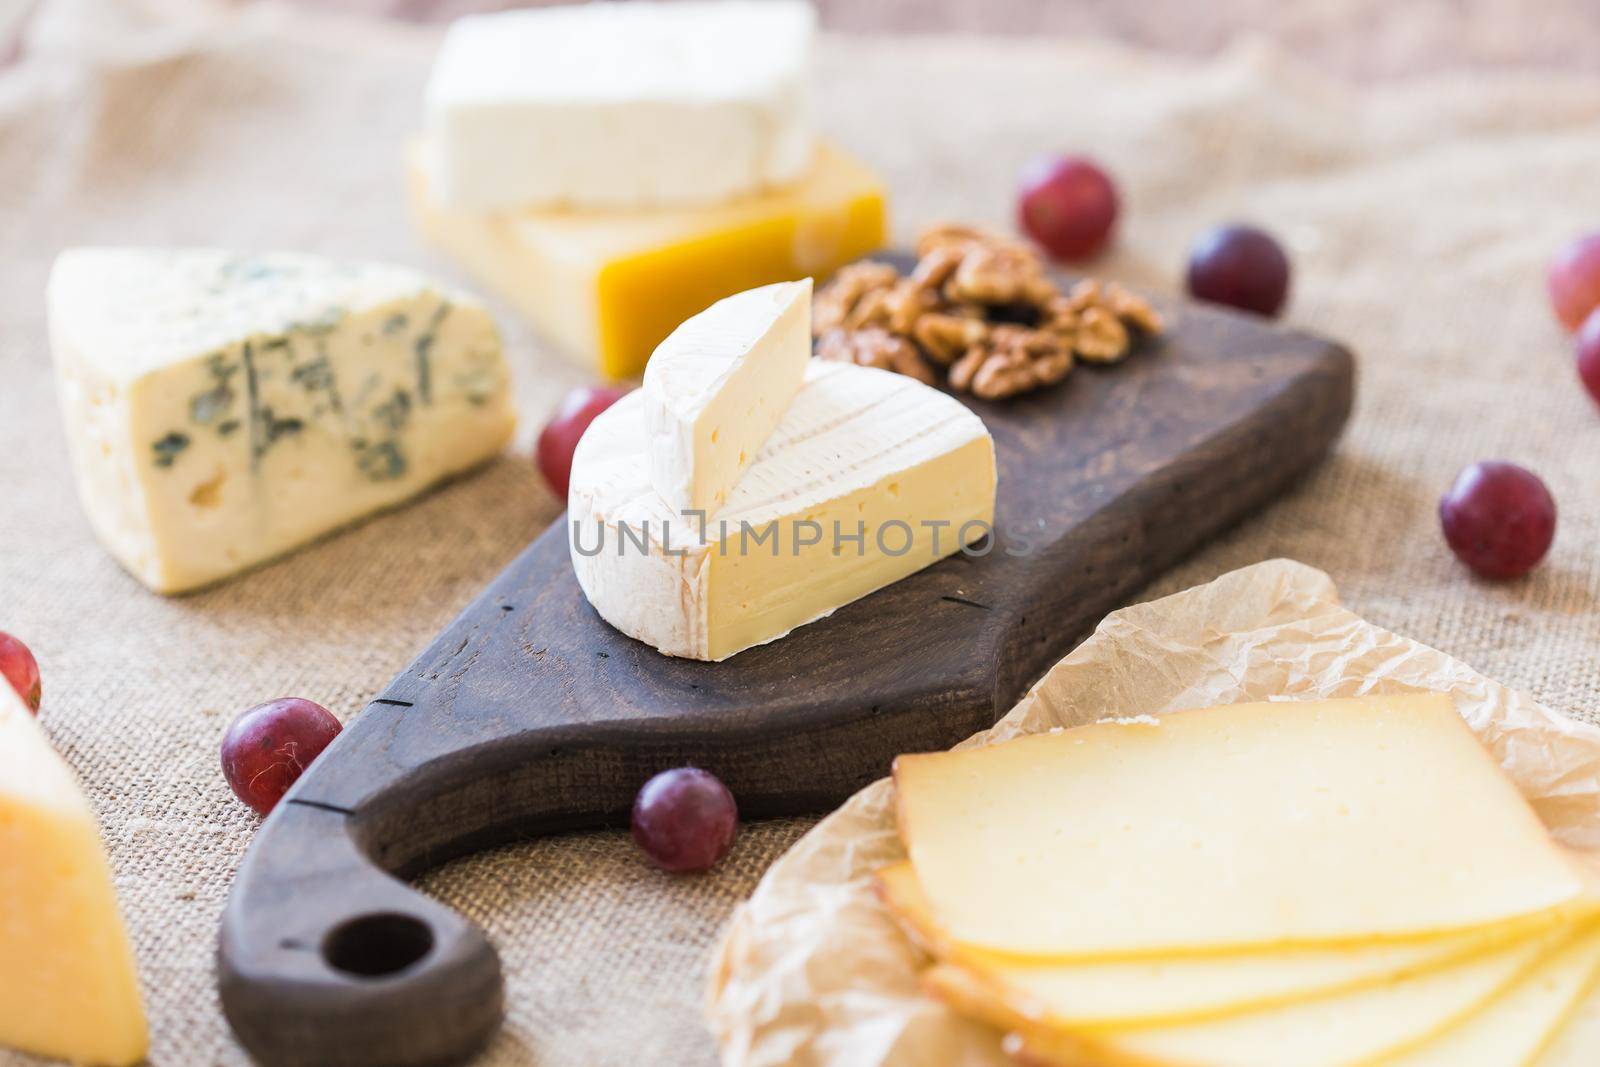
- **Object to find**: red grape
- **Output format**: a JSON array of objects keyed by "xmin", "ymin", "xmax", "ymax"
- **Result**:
[
  {"xmin": 536, "ymin": 385, "xmax": 631, "ymax": 500},
  {"xmin": 1186, "ymin": 224, "xmax": 1291, "ymax": 317},
  {"xmin": 1016, "ymin": 155, "xmax": 1119, "ymax": 262},
  {"xmin": 630, "ymin": 767, "xmax": 738, "ymax": 873},
  {"xmin": 1547, "ymin": 233, "xmax": 1600, "ymax": 331},
  {"xmin": 220, "ymin": 698, "xmax": 342, "ymax": 815},
  {"xmin": 1439, "ymin": 462, "xmax": 1556, "ymax": 581},
  {"xmin": 1577, "ymin": 308, "xmax": 1600, "ymax": 409},
  {"xmin": 0, "ymin": 632, "xmax": 40, "ymax": 713}
]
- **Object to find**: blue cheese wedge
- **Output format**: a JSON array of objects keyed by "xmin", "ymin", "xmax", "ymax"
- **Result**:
[{"xmin": 49, "ymin": 249, "xmax": 515, "ymax": 594}]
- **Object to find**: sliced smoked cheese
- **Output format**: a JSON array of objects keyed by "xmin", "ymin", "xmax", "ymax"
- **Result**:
[
  {"xmin": 1383, "ymin": 922, "xmax": 1600, "ymax": 1067},
  {"xmin": 0, "ymin": 685, "xmax": 147, "ymax": 1065},
  {"xmin": 877, "ymin": 861, "xmax": 1547, "ymax": 1029},
  {"xmin": 940, "ymin": 925, "xmax": 1570, "ymax": 1067},
  {"xmin": 1537, "ymin": 965, "xmax": 1600, "ymax": 1066},
  {"xmin": 895, "ymin": 695, "xmax": 1588, "ymax": 958}
]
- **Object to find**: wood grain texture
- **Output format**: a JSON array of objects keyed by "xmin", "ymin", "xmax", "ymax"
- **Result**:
[{"xmin": 218, "ymin": 267, "xmax": 1355, "ymax": 1067}]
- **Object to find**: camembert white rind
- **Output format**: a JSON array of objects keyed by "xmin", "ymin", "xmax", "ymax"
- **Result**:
[
  {"xmin": 424, "ymin": 1, "xmax": 816, "ymax": 211},
  {"xmin": 49, "ymin": 249, "xmax": 516, "ymax": 594},
  {"xmin": 643, "ymin": 279, "xmax": 812, "ymax": 517},
  {"xmin": 570, "ymin": 360, "xmax": 996, "ymax": 661},
  {"xmin": 0, "ymin": 685, "xmax": 147, "ymax": 1066}
]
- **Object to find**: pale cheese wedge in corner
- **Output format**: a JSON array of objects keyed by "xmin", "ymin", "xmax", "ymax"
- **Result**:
[
  {"xmin": 895, "ymin": 694, "xmax": 1591, "ymax": 959},
  {"xmin": 934, "ymin": 924, "xmax": 1571, "ymax": 1067},
  {"xmin": 877, "ymin": 861, "xmax": 1558, "ymax": 1030},
  {"xmin": 643, "ymin": 279, "xmax": 812, "ymax": 517},
  {"xmin": 0, "ymin": 685, "xmax": 147, "ymax": 1066},
  {"xmin": 1380, "ymin": 922, "xmax": 1600, "ymax": 1067}
]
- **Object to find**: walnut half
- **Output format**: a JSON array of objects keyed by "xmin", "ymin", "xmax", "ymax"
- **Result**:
[{"xmin": 815, "ymin": 328, "xmax": 936, "ymax": 385}]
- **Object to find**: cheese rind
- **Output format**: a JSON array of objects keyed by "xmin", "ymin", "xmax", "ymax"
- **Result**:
[
  {"xmin": 424, "ymin": 0, "xmax": 816, "ymax": 211},
  {"xmin": 895, "ymin": 695, "xmax": 1588, "ymax": 958},
  {"xmin": 877, "ymin": 861, "xmax": 1551, "ymax": 1030},
  {"xmin": 0, "ymin": 685, "xmax": 147, "ymax": 1066},
  {"xmin": 49, "ymin": 249, "xmax": 516, "ymax": 594},
  {"xmin": 1383, "ymin": 923, "xmax": 1600, "ymax": 1067},
  {"xmin": 570, "ymin": 360, "xmax": 996, "ymax": 661},
  {"xmin": 409, "ymin": 141, "xmax": 887, "ymax": 379},
  {"xmin": 956, "ymin": 926, "xmax": 1572, "ymax": 1067},
  {"xmin": 643, "ymin": 279, "xmax": 812, "ymax": 516}
]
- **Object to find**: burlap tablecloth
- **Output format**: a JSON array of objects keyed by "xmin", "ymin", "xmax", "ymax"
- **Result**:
[{"xmin": 3, "ymin": 2, "xmax": 1599, "ymax": 1064}]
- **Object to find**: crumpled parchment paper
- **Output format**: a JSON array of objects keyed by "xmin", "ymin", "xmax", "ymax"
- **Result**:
[{"xmin": 704, "ymin": 558, "xmax": 1600, "ymax": 1067}]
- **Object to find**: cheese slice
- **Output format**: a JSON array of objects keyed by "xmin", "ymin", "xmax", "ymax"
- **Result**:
[
  {"xmin": 643, "ymin": 279, "xmax": 812, "ymax": 517},
  {"xmin": 877, "ymin": 861, "xmax": 1548, "ymax": 1030},
  {"xmin": 424, "ymin": 1, "xmax": 816, "ymax": 211},
  {"xmin": 409, "ymin": 140, "xmax": 886, "ymax": 379},
  {"xmin": 1538, "ymin": 955, "xmax": 1600, "ymax": 1066},
  {"xmin": 895, "ymin": 695, "xmax": 1588, "ymax": 958},
  {"xmin": 49, "ymin": 248, "xmax": 516, "ymax": 594},
  {"xmin": 934, "ymin": 925, "xmax": 1571, "ymax": 1067},
  {"xmin": 570, "ymin": 360, "xmax": 996, "ymax": 661},
  {"xmin": 0, "ymin": 686, "xmax": 147, "ymax": 1066},
  {"xmin": 1382, "ymin": 923, "xmax": 1600, "ymax": 1067}
]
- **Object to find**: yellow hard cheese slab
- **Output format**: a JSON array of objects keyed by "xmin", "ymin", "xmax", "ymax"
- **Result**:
[
  {"xmin": 877, "ymin": 861, "xmax": 1546, "ymax": 1030},
  {"xmin": 895, "ymin": 695, "xmax": 1588, "ymax": 958},
  {"xmin": 409, "ymin": 141, "xmax": 886, "ymax": 379},
  {"xmin": 1382, "ymin": 922, "xmax": 1600, "ymax": 1067},
  {"xmin": 0, "ymin": 686, "xmax": 146, "ymax": 1066},
  {"xmin": 937, "ymin": 924, "xmax": 1571, "ymax": 1067}
]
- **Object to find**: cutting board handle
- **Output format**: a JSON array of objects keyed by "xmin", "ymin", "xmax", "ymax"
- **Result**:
[{"xmin": 217, "ymin": 796, "xmax": 505, "ymax": 1067}]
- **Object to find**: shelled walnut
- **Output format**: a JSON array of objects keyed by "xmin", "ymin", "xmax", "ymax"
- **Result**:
[
  {"xmin": 815, "ymin": 327, "xmax": 936, "ymax": 385},
  {"xmin": 813, "ymin": 224, "xmax": 1163, "ymax": 400}
]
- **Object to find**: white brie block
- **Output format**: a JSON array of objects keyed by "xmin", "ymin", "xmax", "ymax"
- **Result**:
[{"xmin": 423, "ymin": 0, "xmax": 817, "ymax": 211}]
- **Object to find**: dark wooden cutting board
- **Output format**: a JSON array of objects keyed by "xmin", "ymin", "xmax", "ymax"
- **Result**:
[{"xmin": 217, "ymin": 264, "xmax": 1354, "ymax": 1067}]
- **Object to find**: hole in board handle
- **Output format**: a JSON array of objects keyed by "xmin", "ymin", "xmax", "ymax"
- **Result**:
[{"xmin": 322, "ymin": 913, "xmax": 434, "ymax": 979}]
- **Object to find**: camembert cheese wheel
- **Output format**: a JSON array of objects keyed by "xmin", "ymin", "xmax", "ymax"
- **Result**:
[{"xmin": 570, "ymin": 359, "xmax": 996, "ymax": 661}]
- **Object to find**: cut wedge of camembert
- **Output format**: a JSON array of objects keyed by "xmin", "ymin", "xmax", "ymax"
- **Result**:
[
  {"xmin": 0, "ymin": 685, "xmax": 147, "ymax": 1066},
  {"xmin": 643, "ymin": 279, "xmax": 811, "ymax": 517},
  {"xmin": 49, "ymin": 249, "xmax": 516, "ymax": 594},
  {"xmin": 570, "ymin": 360, "xmax": 996, "ymax": 661}
]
